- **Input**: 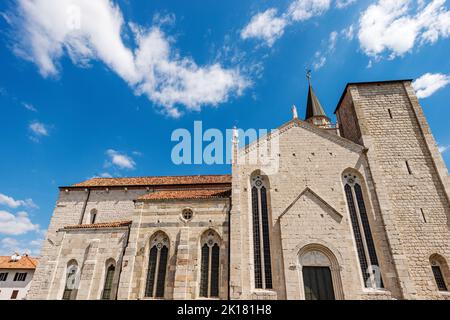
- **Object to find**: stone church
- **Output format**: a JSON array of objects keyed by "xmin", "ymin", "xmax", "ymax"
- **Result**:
[{"xmin": 28, "ymin": 79, "xmax": 450, "ymax": 300}]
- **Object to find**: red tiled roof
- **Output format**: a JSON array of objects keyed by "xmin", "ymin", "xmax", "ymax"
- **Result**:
[
  {"xmin": 64, "ymin": 221, "xmax": 132, "ymax": 230},
  {"xmin": 137, "ymin": 188, "xmax": 231, "ymax": 201},
  {"xmin": 0, "ymin": 255, "xmax": 38, "ymax": 270},
  {"xmin": 70, "ymin": 174, "xmax": 231, "ymax": 188}
]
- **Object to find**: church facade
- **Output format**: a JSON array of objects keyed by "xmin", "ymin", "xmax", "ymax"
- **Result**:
[{"xmin": 27, "ymin": 79, "xmax": 450, "ymax": 300}]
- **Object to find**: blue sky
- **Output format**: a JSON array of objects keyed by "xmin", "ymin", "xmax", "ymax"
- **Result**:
[{"xmin": 0, "ymin": 0, "xmax": 449, "ymax": 255}]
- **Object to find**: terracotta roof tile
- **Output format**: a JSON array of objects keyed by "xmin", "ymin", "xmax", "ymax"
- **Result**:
[
  {"xmin": 70, "ymin": 174, "xmax": 231, "ymax": 188},
  {"xmin": 137, "ymin": 188, "xmax": 231, "ymax": 201},
  {"xmin": 0, "ymin": 255, "xmax": 38, "ymax": 270},
  {"xmin": 64, "ymin": 221, "xmax": 132, "ymax": 230}
]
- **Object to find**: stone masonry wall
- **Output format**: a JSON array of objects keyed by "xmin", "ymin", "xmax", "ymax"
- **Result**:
[
  {"xmin": 27, "ymin": 188, "xmax": 147, "ymax": 299},
  {"xmin": 117, "ymin": 198, "xmax": 230, "ymax": 300},
  {"xmin": 43, "ymin": 227, "xmax": 129, "ymax": 300},
  {"xmin": 230, "ymin": 119, "xmax": 401, "ymax": 300},
  {"xmin": 344, "ymin": 81, "xmax": 450, "ymax": 299}
]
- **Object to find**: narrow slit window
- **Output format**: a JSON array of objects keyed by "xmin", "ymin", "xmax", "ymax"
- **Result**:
[
  {"xmin": 405, "ymin": 161, "xmax": 412, "ymax": 175},
  {"xmin": 388, "ymin": 108, "xmax": 393, "ymax": 119},
  {"xmin": 90, "ymin": 209, "xmax": 97, "ymax": 224},
  {"xmin": 420, "ymin": 208, "xmax": 427, "ymax": 223}
]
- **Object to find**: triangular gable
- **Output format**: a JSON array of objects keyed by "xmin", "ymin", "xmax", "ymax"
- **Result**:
[
  {"xmin": 278, "ymin": 187, "xmax": 343, "ymax": 221},
  {"xmin": 239, "ymin": 118, "xmax": 365, "ymax": 156}
]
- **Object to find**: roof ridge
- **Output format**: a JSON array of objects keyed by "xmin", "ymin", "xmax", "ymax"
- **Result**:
[
  {"xmin": 68, "ymin": 174, "xmax": 232, "ymax": 188},
  {"xmin": 88, "ymin": 174, "xmax": 231, "ymax": 180}
]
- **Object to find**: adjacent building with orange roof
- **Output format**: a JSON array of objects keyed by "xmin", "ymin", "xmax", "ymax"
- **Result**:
[{"xmin": 0, "ymin": 253, "xmax": 38, "ymax": 300}]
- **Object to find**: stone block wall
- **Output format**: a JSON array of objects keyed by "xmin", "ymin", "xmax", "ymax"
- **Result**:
[
  {"xmin": 27, "ymin": 188, "xmax": 146, "ymax": 299},
  {"xmin": 340, "ymin": 81, "xmax": 450, "ymax": 299},
  {"xmin": 231, "ymin": 119, "xmax": 401, "ymax": 300},
  {"xmin": 117, "ymin": 198, "xmax": 230, "ymax": 300}
]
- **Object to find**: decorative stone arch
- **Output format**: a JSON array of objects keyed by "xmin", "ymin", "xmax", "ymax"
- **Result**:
[
  {"xmin": 429, "ymin": 253, "xmax": 450, "ymax": 292},
  {"xmin": 105, "ymin": 257, "xmax": 116, "ymax": 268},
  {"xmin": 297, "ymin": 243, "xmax": 344, "ymax": 300},
  {"xmin": 140, "ymin": 229, "xmax": 171, "ymax": 254},
  {"xmin": 197, "ymin": 227, "xmax": 223, "ymax": 244}
]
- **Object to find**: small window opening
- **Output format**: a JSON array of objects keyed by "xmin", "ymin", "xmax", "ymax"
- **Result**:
[
  {"xmin": 405, "ymin": 161, "xmax": 412, "ymax": 175},
  {"xmin": 388, "ymin": 109, "xmax": 393, "ymax": 119},
  {"xmin": 182, "ymin": 209, "xmax": 193, "ymax": 221},
  {"xmin": 90, "ymin": 209, "xmax": 97, "ymax": 224},
  {"xmin": 420, "ymin": 208, "xmax": 427, "ymax": 223}
]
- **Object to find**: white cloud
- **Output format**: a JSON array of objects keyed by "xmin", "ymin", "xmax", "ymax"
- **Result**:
[
  {"xmin": 99, "ymin": 172, "xmax": 113, "ymax": 178},
  {"xmin": 358, "ymin": 0, "xmax": 450, "ymax": 59},
  {"xmin": 412, "ymin": 73, "xmax": 450, "ymax": 98},
  {"xmin": 313, "ymin": 55, "xmax": 327, "ymax": 70},
  {"xmin": 1, "ymin": 237, "xmax": 19, "ymax": 248},
  {"xmin": 312, "ymin": 30, "xmax": 338, "ymax": 70},
  {"xmin": 0, "ymin": 237, "xmax": 43, "ymax": 256},
  {"xmin": 0, "ymin": 193, "xmax": 38, "ymax": 209},
  {"xmin": 288, "ymin": 0, "xmax": 331, "ymax": 22},
  {"xmin": 0, "ymin": 211, "xmax": 40, "ymax": 236},
  {"xmin": 336, "ymin": 0, "xmax": 356, "ymax": 9},
  {"xmin": 240, "ymin": 9, "xmax": 288, "ymax": 47},
  {"xmin": 438, "ymin": 145, "xmax": 449, "ymax": 153},
  {"xmin": 23, "ymin": 102, "xmax": 37, "ymax": 112},
  {"xmin": 328, "ymin": 31, "xmax": 338, "ymax": 51},
  {"xmin": 29, "ymin": 121, "xmax": 49, "ymax": 137},
  {"xmin": 106, "ymin": 149, "xmax": 136, "ymax": 170},
  {"xmin": 91, "ymin": 172, "xmax": 113, "ymax": 179},
  {"xmin": 10, "ymin": 0, "xmax": 248, "ymax": 117},
  {"xmin": 241, "ymin": 0, "xmax": 332, "ymax": 46},
  {"xmin": 341, "ymin": 24, "xmax": 355, "ymax": 40}
]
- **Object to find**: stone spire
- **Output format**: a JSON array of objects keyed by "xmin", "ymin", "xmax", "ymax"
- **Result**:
[{"xmin": 304, "ymin": 70, "xmax": 331, "ymax": 128}]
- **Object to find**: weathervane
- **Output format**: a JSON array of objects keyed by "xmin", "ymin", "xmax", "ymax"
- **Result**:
[{"xmin": 306, "ymin": 69, "xmax": 312, "ymax": 84}]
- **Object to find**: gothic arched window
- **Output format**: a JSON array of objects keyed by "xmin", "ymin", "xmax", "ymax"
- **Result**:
[
  {"xmin": 430, "ymin": 254, "xmax": 449, "ymax": 292},
  {"xmin": 199, "ymin": 230, "xmax": 221, "ymax": 298},
  {"xmin": 251, "ymin": 174, "xmax": 272, "ymax": 289},
  {"xmin": 101, "ymin": 261, "xmax": 116, "ymax": 300},
  {"xmin": 343, "ymin": 172, "xmax": 383, "ymax": 289},
  {"xmin": 144, "ymin": 232, "xmax": 169, "ymax": 298},
  {"xmin": 62, "ymin": 260, "xmax": 79, "ymax": 300}
]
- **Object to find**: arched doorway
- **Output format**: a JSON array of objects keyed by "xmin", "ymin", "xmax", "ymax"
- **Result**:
[{"xmin": 299, "ymin": 244, "xmax": 344, "ymax": 300}]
